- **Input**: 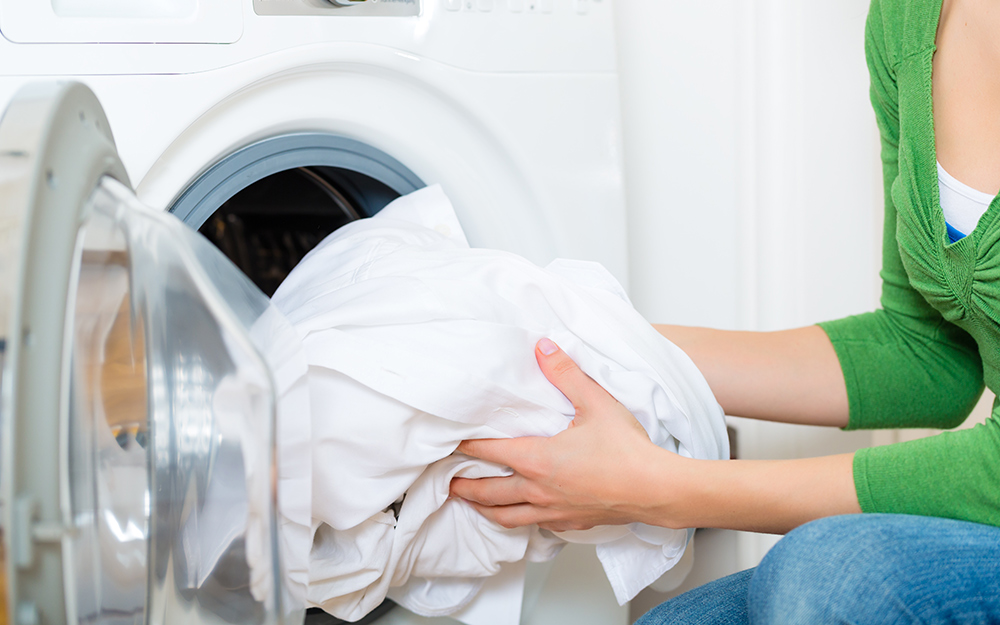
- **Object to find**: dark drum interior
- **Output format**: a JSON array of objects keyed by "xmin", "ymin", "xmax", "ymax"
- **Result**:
[{"xmin": 197, "ymin": 166, "xmax": 401, "ymax": 296}]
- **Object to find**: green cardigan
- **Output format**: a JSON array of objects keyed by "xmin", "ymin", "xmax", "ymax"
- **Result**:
[{"xmin": 817, "ymin": 0, "xmax": 1000, "ymax": 527}]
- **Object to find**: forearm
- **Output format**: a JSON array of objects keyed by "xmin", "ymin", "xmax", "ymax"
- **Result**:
[
  {"xmin": 634, "ymin": 449, "xmax": 860, "ymax": 534},
  {"xmin": 655, "ymin": 324, "xmax": 849, "ymax": 427}
]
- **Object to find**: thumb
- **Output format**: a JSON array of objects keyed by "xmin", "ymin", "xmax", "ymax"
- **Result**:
[{"xmin": 535, "ymin": 338, "xmax": 619, "ymax": 421}]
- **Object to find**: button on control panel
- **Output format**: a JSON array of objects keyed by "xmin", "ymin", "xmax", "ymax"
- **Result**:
[{"xmin": 526, "ymin": 0, "xmax": 552, "ymax": 13}]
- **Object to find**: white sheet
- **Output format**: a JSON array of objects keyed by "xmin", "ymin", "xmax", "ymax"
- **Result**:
[{"xmin": 271, "ymin": 185, "xmax": 728, "ymax": 623}]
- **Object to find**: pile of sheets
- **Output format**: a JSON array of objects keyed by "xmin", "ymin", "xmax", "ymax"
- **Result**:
[{"xmin": 270, "ymin": 185, "xmax": 729, "ymax": 624}]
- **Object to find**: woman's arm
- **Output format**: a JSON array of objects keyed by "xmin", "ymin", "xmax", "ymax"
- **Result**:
[
  {"xmin": 450, "ymin": 339, "xmax": 861, "ymax": 535},
  {"xmin": 655, "ymin": 324, "xmax": 849, "ymax": 428}
]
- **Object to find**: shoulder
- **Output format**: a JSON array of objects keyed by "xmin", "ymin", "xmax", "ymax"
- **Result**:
[
  {"xmin": 866, "ymin": 0, "xmax": 902, "ymax": 73},
  {"xmin": 865, "ymin": 0, "xmax": 903, "ymax": 119},
  {"xmin": 867, "ymin": 0, "xmax": 941, "ymax": 68}
]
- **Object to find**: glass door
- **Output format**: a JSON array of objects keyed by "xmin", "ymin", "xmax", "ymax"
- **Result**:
[{"xmin": 0, "ymin": 82, "xmax": 301, "ymax": 625}]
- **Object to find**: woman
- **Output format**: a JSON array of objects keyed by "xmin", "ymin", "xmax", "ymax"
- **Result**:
[{"xmin": 449, "ymin": 0, "xmax": 1000, "ymax": 621}]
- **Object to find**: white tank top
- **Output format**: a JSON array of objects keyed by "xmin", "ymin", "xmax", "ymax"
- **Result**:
[{"xmin": 938, "ymin": 161, "xmax": 996, "ymax": 242}]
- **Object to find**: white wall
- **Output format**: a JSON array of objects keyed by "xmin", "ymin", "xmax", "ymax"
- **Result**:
[
  {"xmin": 615, "ymin": 0, "xmax": 882, "ymax": 603},
  {"xmin": 618, "ymin": 0, "xmax": 879, "ymax": 330}
]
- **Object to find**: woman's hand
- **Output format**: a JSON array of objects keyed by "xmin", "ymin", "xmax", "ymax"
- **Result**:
[
  {"xmin": 449, "ymin": 338, "xmax": 672, "ymax": 531},
  {"xmin": 451, "ymin": 336, "xmax": 862, "ymax": 535}
]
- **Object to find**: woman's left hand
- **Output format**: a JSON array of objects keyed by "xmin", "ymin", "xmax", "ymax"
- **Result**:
[{"xmin": 449, "ymin": 338, "xmax": 672, "ymax": 532}]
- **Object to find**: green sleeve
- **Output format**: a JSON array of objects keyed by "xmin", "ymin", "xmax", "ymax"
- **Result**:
[
  {"xmin": 853, "ymin": 417, "xmax": 1000, "ymax": 526},
  {"xmin": 816, "ymin": 0, "xmax": 983, "ymax": 432},
  {"xmin": 816, "ymin": 0, "xmax": 1000, "ymax": 528}
]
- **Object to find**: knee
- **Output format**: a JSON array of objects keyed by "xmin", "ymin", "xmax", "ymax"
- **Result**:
[
  {"xmin": 748, "ymin": 515, "xmax": 907, "ymax": 625},
  {"xmin": 759, "ymin": 514, "xmax": 891, "ymax": 575},
  {"xmin": 635, "ymin": 569, "xmax": 753, "ymax": 625}
]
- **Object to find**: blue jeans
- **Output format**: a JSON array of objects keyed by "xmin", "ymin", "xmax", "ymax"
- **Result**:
[{"xmin": 635, "ymin": 514, "xmax": 1000, "ymax": 625}]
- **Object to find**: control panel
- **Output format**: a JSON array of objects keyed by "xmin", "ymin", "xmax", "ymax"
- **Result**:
[{"xmin": 254, "ymin": 0, "xmax": 420, "ymax": 17}]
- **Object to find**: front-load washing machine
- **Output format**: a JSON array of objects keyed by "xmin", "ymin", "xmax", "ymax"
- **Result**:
[{"xmin": 0, "ymin": 1, "xmax": 630, "ymax": 623}]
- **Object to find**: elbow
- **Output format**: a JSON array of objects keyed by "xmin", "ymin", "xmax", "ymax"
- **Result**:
[{"xmin": 938, "ymin": 384, "xmax": 985, "ymax": 430}]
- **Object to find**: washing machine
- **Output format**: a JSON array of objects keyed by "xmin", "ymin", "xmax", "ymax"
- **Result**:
[{"xmin": 0, "ymin": 1, "xmax": 629, "ymax": 624}]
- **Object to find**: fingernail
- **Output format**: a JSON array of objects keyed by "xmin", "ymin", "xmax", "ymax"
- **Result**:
[{"xmin": 538, "ymin": 337, "xmax": 559, "ymax": 356}]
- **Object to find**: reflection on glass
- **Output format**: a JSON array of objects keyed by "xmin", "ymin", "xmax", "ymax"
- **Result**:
[
  {"xmin": 71, "ymin": 242, "xmax": 149, "ymax": 625},
  {"xmin": 66, "ymin": 177, "xmax": 282, "ymax": 625}
]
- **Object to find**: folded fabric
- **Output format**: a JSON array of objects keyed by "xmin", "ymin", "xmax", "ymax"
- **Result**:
[{"xmin": 271, "ymin": 185, "xmax": 728, "ymax": 624}]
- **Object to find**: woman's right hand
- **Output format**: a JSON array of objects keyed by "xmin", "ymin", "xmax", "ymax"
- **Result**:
[{"xmin": 450, "ymin": 338, "xmax": 681, "ymax": 532}]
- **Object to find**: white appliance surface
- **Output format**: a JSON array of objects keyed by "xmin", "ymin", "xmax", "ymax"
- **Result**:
[{"xmin": 0, "ymin": 1, "xmax": 630, "ymax": 624}]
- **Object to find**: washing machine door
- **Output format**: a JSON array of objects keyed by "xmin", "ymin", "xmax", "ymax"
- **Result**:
[{"xmin": 0, "ymin": 82, "xmax": 289, "ymax": 625}]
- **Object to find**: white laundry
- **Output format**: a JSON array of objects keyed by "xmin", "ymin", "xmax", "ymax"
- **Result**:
[
  {"xmin": 249, "ymin": 305, "xmax": 313, "ymax": 610},
  {"xmin": 270, "ymin": 185, "xmax": 729, "ymax": 624}
]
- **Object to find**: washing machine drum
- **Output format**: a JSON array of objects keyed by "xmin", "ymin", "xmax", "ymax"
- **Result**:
[{"xmin": 0, "ymin": 83, "xmax": 296, "ymax": 625}]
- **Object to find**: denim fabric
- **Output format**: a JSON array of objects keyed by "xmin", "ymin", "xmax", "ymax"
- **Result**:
[
  {"xmin": 635, "ymin": 514, "xmax": 1000, "ymax": 625},
  {"xmin": 634, "ymin": 567, "xmax": 752, "ymax": 625}
]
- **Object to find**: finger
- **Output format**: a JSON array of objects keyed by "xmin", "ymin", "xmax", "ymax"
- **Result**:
[
  {"xmin": 457, "ymin": 436, "xmax": 539, "ymax": 468},
  {"xmin": 464, "ymin": 500, "xmax": 556, "ymax": 530},
  {"xmin": 535, "ymin": 338, "xmax": 618, "ymax": 418},
  {"xmin": 450, "ymin": 475, "xmax": 530, "ymax": 507}
]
